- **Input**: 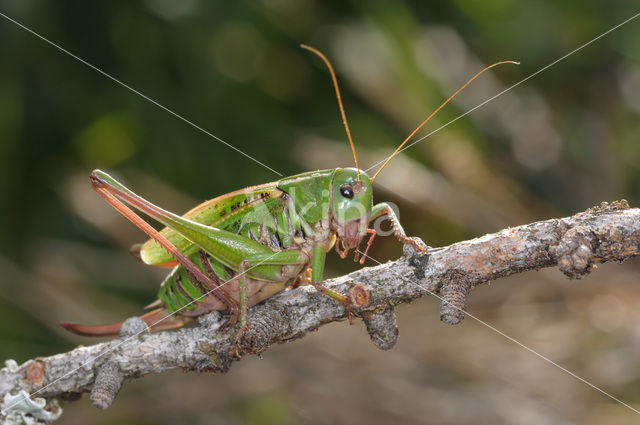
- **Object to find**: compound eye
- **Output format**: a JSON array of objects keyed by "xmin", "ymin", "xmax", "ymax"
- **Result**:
[{"xmin": 339, "ymin": 184, "xmax": 354, "ymax": 199}]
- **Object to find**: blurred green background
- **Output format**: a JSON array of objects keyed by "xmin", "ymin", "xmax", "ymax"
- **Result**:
[{"xmin": 1, "ymin": 1, "xmax": 640, "ymax": 424}]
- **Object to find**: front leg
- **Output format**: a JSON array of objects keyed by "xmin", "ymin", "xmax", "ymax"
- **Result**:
[{"xmin": 371, "ymin": 202, "xmax": 426, "ymax": 253}]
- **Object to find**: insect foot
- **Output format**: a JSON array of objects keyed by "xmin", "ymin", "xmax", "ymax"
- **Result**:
[
  {"xmin": 401, "ymin": 237, "xmax": 429, "ymax": 262},
  {"xmin": 230, "ymin": 310, "xmax": 281, "ymax": 360},
  {"xmin": 551, "ymin": 225, "xmax": 598, "ymax": 279},
  {"xmin": 402, "ymin": 237, "xmax": 429, "ymax": 257},
  {"xmin": 227, "ymin": 323, "xmax": 249, "ymax": 359},
  {"xmin": 90, "ymin": 361, "xmax": 123, "ymax": 410},
  {"xmin": 439, "ymin": 269, "xmax": 472, "ymax": 325},
  {"xmin": 361, "ymin": 308, "xmax": 399, "ymax": 350}
]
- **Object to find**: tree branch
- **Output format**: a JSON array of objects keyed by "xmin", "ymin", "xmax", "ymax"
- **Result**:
[{"xmin": 1, "ymin": 200, "xmax": 638, "ymax": 423}]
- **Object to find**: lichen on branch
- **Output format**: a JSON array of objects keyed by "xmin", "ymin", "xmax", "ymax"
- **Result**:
[{"xmin": 0, "ymin": 200, "xmax": 637, "ymax": 424}]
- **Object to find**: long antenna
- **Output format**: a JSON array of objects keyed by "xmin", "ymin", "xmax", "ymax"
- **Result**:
[
  {"xmin": 371, "ymin": 60, "xmax": 519, "ymax": 182},
  {"xmin": 301, "ymin": 44, "xmax": 360, "ymax": 181}
]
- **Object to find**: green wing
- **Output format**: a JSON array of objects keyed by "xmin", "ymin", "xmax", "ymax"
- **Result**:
[{"xmin": 139, "ymin": 181, "xmax": 284, "ymax": 265}]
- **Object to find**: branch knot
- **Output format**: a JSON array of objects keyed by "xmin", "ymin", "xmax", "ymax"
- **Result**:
[
  {"xmin": 89, "ymin": 362, "xmax": 123, "ymax": 410},
  {"xmin": 552, "ymin": 225, "xmax": 598, "ymax": 279},
  {"xmin": 438, "ymin": 269, "xmax": 473, "ymax": 325},
  {"xmin": 361, "ymin": 308, "xmax": 399, "ymax": 350}
]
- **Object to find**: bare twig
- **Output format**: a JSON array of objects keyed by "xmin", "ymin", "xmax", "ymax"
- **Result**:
[{"xmin": 1, "ymin": 200, "xmax": 638, "ymax": 423}]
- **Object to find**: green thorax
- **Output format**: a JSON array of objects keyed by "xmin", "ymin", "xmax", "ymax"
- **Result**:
[{"xmin": 276, "ymin": 169, "xmax": 336, "ymax": 225}]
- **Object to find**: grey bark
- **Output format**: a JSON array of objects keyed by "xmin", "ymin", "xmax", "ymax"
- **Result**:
[{"xmin": 1, "ymin": 201, "xmax": 638, "ymax": 423}]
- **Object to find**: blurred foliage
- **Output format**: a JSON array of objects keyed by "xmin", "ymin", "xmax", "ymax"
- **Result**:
[{"xmin": 0, "ymin": 1, "xmax": 640, "ymax": 424}]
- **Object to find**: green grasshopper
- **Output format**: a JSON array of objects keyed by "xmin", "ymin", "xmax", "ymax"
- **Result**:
[{"xmin": 62, "ymin": 45, "xmax": 515, "ymax": 344}]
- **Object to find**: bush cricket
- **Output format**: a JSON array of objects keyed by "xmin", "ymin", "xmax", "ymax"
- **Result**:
[{"xmin": 62, "ymin": 45, "xmax": 516, "ymax": 346}]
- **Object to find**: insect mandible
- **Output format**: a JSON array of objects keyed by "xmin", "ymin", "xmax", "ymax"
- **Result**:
[{"xmin": 62, "ymin": 45, "xmax": 516, "ymax": 346}]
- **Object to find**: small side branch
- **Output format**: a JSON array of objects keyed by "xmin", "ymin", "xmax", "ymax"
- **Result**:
[{"xmin": 1, "ymin": 201, "xmax": 638, "ymax": 422}]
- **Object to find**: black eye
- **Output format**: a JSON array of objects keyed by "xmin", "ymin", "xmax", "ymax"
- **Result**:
[{"xmin": 340, "ymin": 184, "xmax": 354, "ymax": 199}]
